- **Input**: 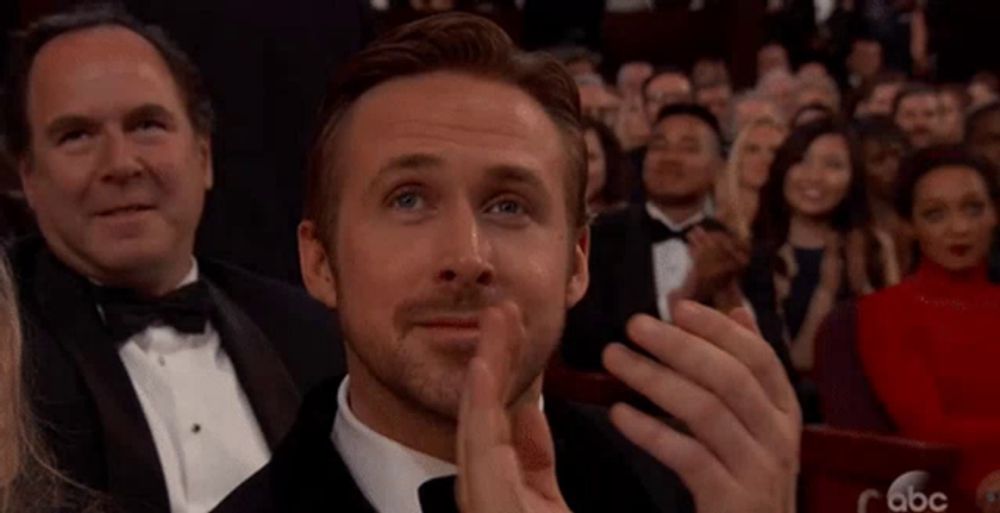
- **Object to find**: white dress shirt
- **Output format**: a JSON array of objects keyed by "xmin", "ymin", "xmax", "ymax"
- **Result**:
[
  {"xmin": 646, "ymin": 201, "xmax": 711, "ymax": 323},
  {"xmin": 115, "ymin": 262, "xmax": 270, "ymax": 513},
  {"xmin": 332, "ymin": 377, "xmax": 456, "ymax": 513}
]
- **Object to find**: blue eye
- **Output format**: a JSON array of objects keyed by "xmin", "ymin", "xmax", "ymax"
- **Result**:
[
  {"xmin": 391, "ymin": 191, "xmax": 424, "ymax": 210},
  {"xmin": 488, "ymin": 199, "xmax": 525, "ymax": 216}
]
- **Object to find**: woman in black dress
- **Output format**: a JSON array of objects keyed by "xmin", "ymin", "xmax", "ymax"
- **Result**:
[{"xmin": 743, "ymin": 119, "xmax": 899, "ymax": 377}]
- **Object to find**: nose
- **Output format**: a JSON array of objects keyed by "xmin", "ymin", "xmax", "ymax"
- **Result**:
[
  {"xmin": 99, "ymin": 128, "xmax": 145, "ymax": 183},
  {"xmin": 649, "ymin": 146, "xmax": 682, "ymax": 169},
  {"xmin": 435, "ymin": 203, "xmax": 495, "ymax": 289},
  {"xmin": 794, "ymin": 161, "xmax": 823, "ymax": 184},
  {"xmin": 947, "ymin": 211, "xmax": 974, "ymax": 236}
]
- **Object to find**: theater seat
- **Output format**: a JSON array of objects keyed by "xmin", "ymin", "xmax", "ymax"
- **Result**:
[
  {"xmin": 543, "ymin": 355, "xmax": 636, "ymax": 407},
  {"xmin": 813, "ymin": 300, "xmax": 896, "ymax": 432},
  {"xmin": 801, "ymin": 426, "xmax": 966, "ymax": 513},
  {"xmin": 809, "ymin": 302, "xmax": 973, "ymax": 512}
]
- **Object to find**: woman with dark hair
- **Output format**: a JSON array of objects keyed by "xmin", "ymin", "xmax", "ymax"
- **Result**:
[
  {"xmin": 856, "ymin": 116, "xmax": 914, "ymax": 274},
  {"xmin": 857, "ymin": 147, "xmax": 1000, "ymax": 503},
  {"xmin": 744, "ymin": 119, "xmax": 899, "ymax": 375},
  {"xmin": 582, "ymin": 117, "xmax": 634, "ymax": 215}
]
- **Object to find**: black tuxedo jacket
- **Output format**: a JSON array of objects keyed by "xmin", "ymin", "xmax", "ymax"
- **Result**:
[
  {"xmin": 562, "ymin": 205, "xmax": 726, "ymax": 368},
  {"xmin": 8, "ymin": 236, "xmax": 344, "ymax": 513},
  {"xmin": 213, "ymin": 377, "xmax": 694, "ymax": 513}
]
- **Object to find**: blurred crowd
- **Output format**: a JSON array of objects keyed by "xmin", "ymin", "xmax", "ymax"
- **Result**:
[{"xmin": 0, "ymin": 1, "xmax": 999, "ymax": 511}]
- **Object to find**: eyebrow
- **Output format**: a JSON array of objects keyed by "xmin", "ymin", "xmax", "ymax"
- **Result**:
[
  {"xmin": 918, "ymin": 191, "xmax": 987, "ymax": 206},
  {"xmin": 363, "ymin": 153, "xmax": 441, "ymax": 197},
  {"xmin": 43, "ymin": 103, "xmax": 176, "ymax": 140},
  {"xmin": 483, "ymin": 164, "xmax": 548, "ymax": 193},
  {"xmin": 367, "ymin": 153, "xmax": 547, "ymax": 195},
  {"xmin": 123, "ymin": 103, "xmax": 176, "ymax": 126},
  {"xmin": 44, "ymin": 114, "xmax": 96, "ymax": 141}
]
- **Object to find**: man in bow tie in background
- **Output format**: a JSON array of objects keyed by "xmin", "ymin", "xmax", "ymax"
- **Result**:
[
  {"xmin": 3, "ymin": 5, "xmax": 343, "ymax": 512},
  {"xmin": 562, "ymin": 103, "xmax": 793, "ymax": 376}
]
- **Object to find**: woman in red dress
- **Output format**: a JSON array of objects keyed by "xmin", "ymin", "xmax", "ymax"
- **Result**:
[{"xmin": 858, "ymin": 147, "xmax": 1000, "ymax": 501}]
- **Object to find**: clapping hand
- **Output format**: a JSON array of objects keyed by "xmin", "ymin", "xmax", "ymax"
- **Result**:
[
  {"xmin": 455, "ymin": 302, "xmax": 572, "ymax": 513},
  {"xmin": 604, "ymin": 302, "xmax": 802, "ymax": 513}
]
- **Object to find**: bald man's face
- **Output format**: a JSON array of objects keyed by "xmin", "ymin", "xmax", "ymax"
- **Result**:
[{"xmin": 19, "ymin": 26, "xmax": 212, "ymax": 292}]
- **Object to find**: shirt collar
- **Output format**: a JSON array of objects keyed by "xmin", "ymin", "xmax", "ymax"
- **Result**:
[
  {"xmin": 332, "ymin": 376, "xmax": 456, "ymax": 513},
  {"xmin": 645, "ymin": 199, "xmax": 712, "ymax": 232},
  {"xmin": 178, "ymin": 259, "xmax": 199, "ymax": 287}
]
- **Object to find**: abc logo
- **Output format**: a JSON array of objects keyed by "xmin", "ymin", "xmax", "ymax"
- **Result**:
[
  {"xmin": 886, "ymin": 487, "xmax": 948, "ymax": 513},
  {"xmin": 858, "ymin": 471, "xmax": 949, "ymax": 513}
]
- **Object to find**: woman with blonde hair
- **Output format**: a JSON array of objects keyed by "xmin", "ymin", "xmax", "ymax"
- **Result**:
[
  {"xmin": 0, "ymin": 257, "xmax": 97, "ymax": 513},
  {"xmin": 0, "ymin": 255, "xmax": 54, "ymax": 513},
  {"xmin": 715, "ymin": 115, "xmax": 787, "ymax": 241}
]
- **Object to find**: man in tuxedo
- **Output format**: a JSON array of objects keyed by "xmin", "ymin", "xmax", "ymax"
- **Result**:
[
  {"xmin": 563, "ymin": 104, "xmax": 779, "ymax": 372},
  {"xmin": 216, "ymin": 13, "xmax": 801, "ymax": 513},
  {"xmin": 2, "ymin": 6, "xmax": 342, "ymax": 512}
]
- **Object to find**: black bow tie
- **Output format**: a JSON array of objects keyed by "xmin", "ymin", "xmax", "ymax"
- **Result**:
[
  {"xmin": 93, "ymin": 280, "xmax": 213, "ymax": 343},
  {"xmin": 418, "ymin": 475, "xmax": 459, "ymax": 513},
  {"xmin": 644, "ymin": 213, "xmax": 693, "ymax": 243}
]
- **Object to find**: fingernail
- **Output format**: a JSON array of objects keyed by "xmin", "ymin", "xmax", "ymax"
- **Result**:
[
  {"xmin": 675, "ymin": 300, "xmax": 701, "ymax": 318},
  {"xmin": 628, "ymin": 315, "xmax": 658, "ymax": 339}
]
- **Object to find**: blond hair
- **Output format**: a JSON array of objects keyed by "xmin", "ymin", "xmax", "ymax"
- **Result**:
[
  {"xmin": 0, "ymin": 255, "xmax": 31, "ymax": 511},
  {"xmin": 715, "ymin": 116, "xmax": 787, "ymax": 242},
  {"xmin": 0, "ymin": 258, "xmax": 91, "ymax": 513}
]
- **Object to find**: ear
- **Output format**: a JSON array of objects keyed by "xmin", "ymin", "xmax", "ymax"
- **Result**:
[
  {"xmin": 18, "ymin": 157, "xmax": 38, "ymax": 212},
  {"xmin": 565, "ymin": 226, "xmax": 590, "ymax": 307},
  {"xmin": 298, "ymin": 220, "xmax": 338, "ymax": 309},
  {"xmin": 198, "ymin": 135, "xmax": 214, "ymax": 190}
]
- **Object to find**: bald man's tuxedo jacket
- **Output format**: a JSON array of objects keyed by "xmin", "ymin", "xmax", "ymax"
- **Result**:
[{"xmin": 8, "ymin": 236, "xmax": 344, "ymax": 513}]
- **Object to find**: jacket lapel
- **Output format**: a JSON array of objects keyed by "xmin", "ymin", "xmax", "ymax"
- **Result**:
[
  {"xmin": 619, "ymin": 206, "xmax": 660, "ymax": 320},
  {"xmin": 31, "ymin": 249, "xmax": 171, "ymax": 513},
  {"xmin": 266, "ymin": 378, "xmax": 375, "ymax": 513},
  {"xmin": 203, "ymin": 277, "xmax": 300, "ymax": 448}
]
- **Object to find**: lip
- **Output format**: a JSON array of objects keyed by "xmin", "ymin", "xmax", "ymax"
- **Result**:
[
  {"xmin": 95, "ymin": 204, "xmax": 155, "ymax": 217},
  {"xmin": 413, "ymin": 316, "xmax": 480, "ymax": 330},
  {"xmin": 411, "ymin": 315, "xmax": 481, "ymax": 349},
  {"xmin": 947, "ymin": 244, "xmax": 972, "ymax": 257},
  {"xmin": 797, "ymin": 186, "xmax": 826, "ymax": 200}
]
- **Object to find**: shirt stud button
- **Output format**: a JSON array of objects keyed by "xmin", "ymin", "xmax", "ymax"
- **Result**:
[{"xmin": 192, "ymin": 423, "xmax": 202, "ymax": 434}]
